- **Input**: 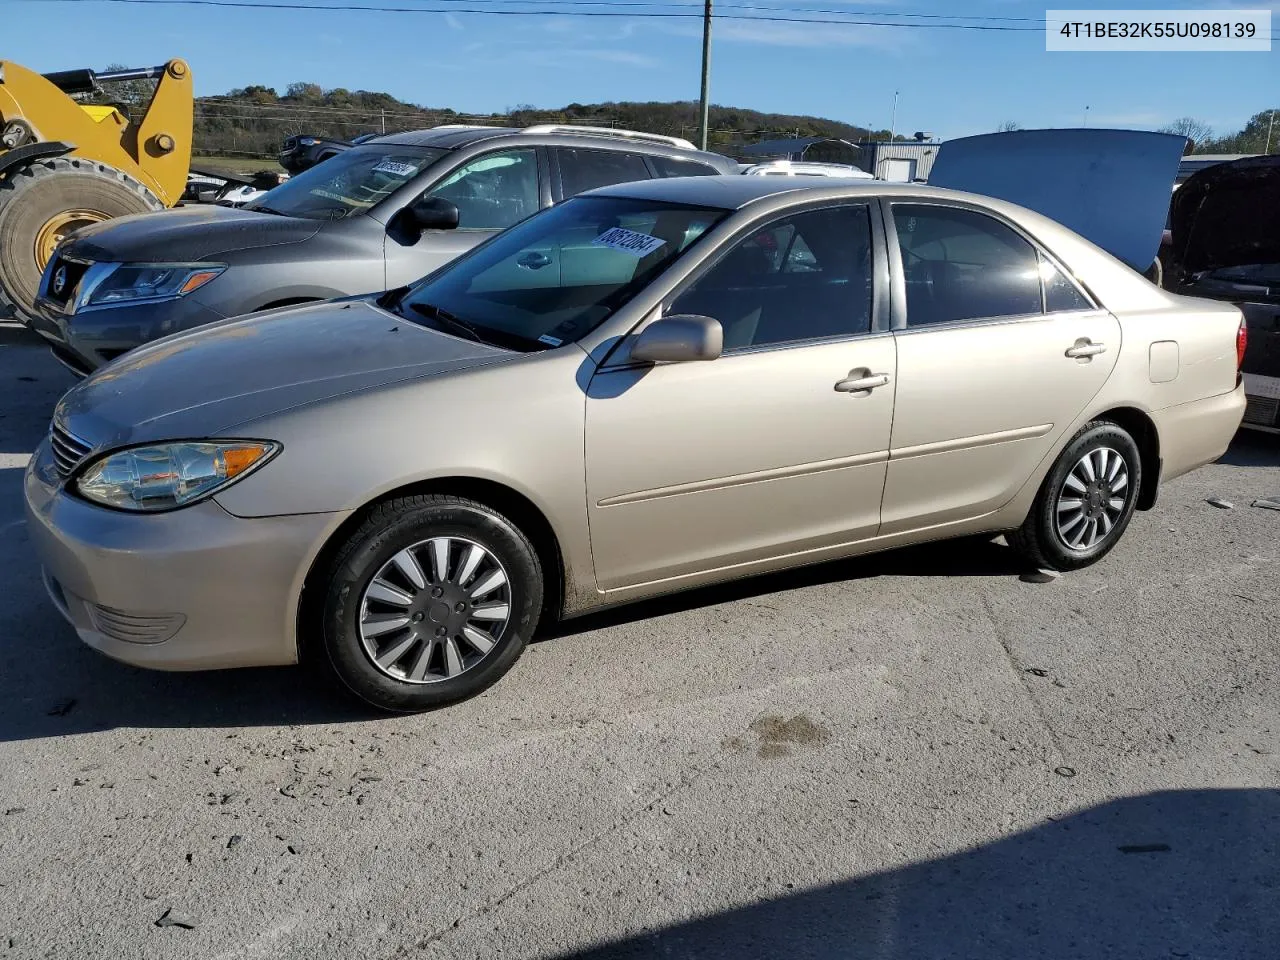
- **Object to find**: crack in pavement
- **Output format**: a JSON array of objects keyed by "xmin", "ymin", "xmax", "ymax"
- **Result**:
[
  {"xmin": 389, "ymin": 760, "xmax": 721, "ymax": 957},
  {"xmin": 979, "ymin": 591, "xmax": 1069, "ymax": 764}
]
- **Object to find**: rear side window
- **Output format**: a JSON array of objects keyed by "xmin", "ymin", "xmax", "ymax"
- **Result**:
[
  {"xmin": 1040, "ymin": 254, "xmax": 1094, "ymax": 312},
  {"xmin": 558, "ymin": 148, "xmax": 652, "ymax": 196},
  {"xmin": 893, "ymin": 204, "xmax": 1042, "ymax": 326},
  {"xmin": 649, "ymin": 156, "xmax": 720, "ymax": 178}
]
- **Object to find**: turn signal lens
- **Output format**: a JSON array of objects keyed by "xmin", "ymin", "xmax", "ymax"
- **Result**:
[
  {"xmin": 1237, "ymin": 318, "xmax": 1248, "ymax": 370},
  {"xmin": 179, "ymin": 270, "xmax": 223, "ymax": 295}
]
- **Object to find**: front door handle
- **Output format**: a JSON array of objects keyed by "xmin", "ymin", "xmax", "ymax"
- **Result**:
[
  {"xmin": 517, "ymin": 251, "xmax": 552, "ymax": 270},
  {"xmin": 1065, "ymin": 339, "xmax": 1107, "ymax": 359},
  {"xmin": 834, "ymin": 370, "xmax": 891, "ymax": 394}
]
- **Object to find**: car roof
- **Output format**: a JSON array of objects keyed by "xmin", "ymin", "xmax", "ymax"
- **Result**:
[
  {"xmin": 585, "ymin": 175, "xmax": 988, "ymax": 209},
  {"xmin": 370, "ymin": 126, "xmax": 727, "ymax": 162}
]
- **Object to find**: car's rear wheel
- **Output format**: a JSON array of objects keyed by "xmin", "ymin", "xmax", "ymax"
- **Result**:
[
  {"xmin": 321, "ymin": 495, "xmax": 543, "ymax": 712},
  {"xmin": 1009, "ymin": 420, "xmax": 1142, "ymax": 571}
]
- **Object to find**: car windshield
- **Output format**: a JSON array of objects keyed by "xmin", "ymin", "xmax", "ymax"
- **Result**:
[
  {"xmin": 393, "ymin": 196, "xmax": 729, "ymax": 351},
  {"xmin": 247, "ymin": 145, "xmax": 448, "ymax": 220}
]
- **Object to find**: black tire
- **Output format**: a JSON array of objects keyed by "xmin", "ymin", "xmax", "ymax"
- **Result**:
[
  {"xmin": 320, "ymin": 495, "xmax": 544, "ymax": 712},
  {"xmin": 1009, "ymin": 420, "xmax": 1142, "ymax": 572},
  {"xmin": 0, "ymin": 158, "xmax": 162, "ymax": 321}
]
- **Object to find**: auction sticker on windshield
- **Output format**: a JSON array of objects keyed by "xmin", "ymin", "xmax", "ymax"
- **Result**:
[
  {"xmin": 592, "ymin": 227, "xmax": 667, "ymax": 258},
  {"xmin": 373, "ymin": 160, "xmax": 419, "ymax": 177}
]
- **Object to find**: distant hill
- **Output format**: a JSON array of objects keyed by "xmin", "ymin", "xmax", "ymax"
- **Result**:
[{"xmin": 191, "ymin": 82, "xmax": 895, "ymax": 160}]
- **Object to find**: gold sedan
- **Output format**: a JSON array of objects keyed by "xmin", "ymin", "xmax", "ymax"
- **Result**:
[{"xmin": 26, "ymin": 174, "xmax": 1246, "ymax": 711}]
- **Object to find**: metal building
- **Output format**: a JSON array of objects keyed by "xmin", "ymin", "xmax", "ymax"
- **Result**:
[{"xmin": 851, "ymin": 141, "xmax": 940, "ymax": 182}]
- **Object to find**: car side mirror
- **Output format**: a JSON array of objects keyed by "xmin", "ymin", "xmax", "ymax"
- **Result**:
[
  {"xmin": 631, "ymin": 315, "xmax": 723, "ymax": 364},
  {"xmin": 407, "ymin": 196, "xmax": 460, "ymax": 232}
]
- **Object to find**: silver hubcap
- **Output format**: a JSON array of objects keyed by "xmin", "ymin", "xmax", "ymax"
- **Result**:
[
  {"xmin": 1055, "ymin": 446, "xmax": 1130, "ymax": 550},
  {"xmin": 358, "ymin": 537, "xmax": 511, "ymax": 684}
]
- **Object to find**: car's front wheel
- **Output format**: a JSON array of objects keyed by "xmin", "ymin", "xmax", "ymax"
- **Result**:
[
  {"xmin": 321, "ymin": 495, "xmax": 544, "ymax": 712},
  {"xmin": 1009, "ymin": 420, "xmax": 1142, "ymax": 571}
]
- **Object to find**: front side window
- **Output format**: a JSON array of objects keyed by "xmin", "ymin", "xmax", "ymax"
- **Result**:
[
  {"xmin": 393, "ymin": 196, "xmax": 727, "ymax": 351},
  {"xmin": 247, "ymin": 145, "xmax": 447, "ymax": 220},
  {"xmin": 558, "ymin": 148, "xmax": 652, "ymax": 196},
  {"xmin": 893, "ymin": 204, "xmax": 1043, "ymax": 326},
  {"xmin": 424, "ymin": 149, "xmax": 540, "ymax": 230},
  {"xmin": 669, "ymin": 205, "xmax": 874, "ymax": 349}
]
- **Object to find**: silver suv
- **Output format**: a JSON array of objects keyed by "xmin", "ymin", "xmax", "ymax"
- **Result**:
[{"xmin": 30, "ymin": 124, "xmax": 736, "ymax": 374}]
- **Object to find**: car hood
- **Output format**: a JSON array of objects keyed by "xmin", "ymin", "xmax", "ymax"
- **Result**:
[
  {"xmin": 57, "ymin": 205, "xmax": 322, "ymax": 263},
  {"xmin": 928, "ymin": 128, "xmax": 1188, "ymax": 272},
  {"xmin": 52, "ymin": 299, "xmax": 512, "ymax": 447},
  {"xmin": 1169, "ymin": 155, "xmax": 1280, "ymax": 274}
]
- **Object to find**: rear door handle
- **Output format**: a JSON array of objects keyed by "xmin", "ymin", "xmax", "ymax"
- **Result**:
[
  {"xmin": 1065, "ymin": 339, "xmax": 1106, "ymax": 359},
  {"xmin": 834, "ymin": 371, "xmax": 891, "ymax": 394}
]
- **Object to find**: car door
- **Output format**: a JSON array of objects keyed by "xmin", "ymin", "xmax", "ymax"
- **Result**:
[
  {"xmin": 384, "ymin": 147, "xmax": 545, "ymax": 289},
  {"xmin": 584, "ymin": 202, "xmax": 897, "ymax": 591},
  {"xmin": 880, "ymin": 200, "xmax": 1121, "ymax": 535}
]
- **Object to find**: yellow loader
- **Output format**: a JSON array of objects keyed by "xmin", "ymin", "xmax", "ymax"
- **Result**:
[{"xmin": 0, "ymin": 59, "xmax": 192, "ymax": 321}]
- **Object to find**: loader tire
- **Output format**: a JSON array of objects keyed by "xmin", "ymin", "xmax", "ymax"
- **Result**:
[{"xmin": 0, "ymin": 158, "xmax": 162, "ymax": 322}]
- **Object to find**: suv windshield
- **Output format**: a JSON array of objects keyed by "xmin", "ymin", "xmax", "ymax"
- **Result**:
[
  {"xmin": 393, "ymin": 196, "xmax": 729, "ymax": 351},
  {"xmin": 248, "ymin": 145, "xmax": 448, "ymax": 220}
]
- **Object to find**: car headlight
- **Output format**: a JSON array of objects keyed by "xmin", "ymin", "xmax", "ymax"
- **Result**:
[
  {"xmin": 74, "ymin": 441, "xmax": 279, "ymax": 512},
  {"xmin": 85, "ymin": 263, "xmax": 225, "ymax": 307}
]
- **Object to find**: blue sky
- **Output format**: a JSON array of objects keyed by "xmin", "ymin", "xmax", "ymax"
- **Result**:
[{"xmin": 4, "ymin": 0, "xmax": 1276, "ymax": 140}]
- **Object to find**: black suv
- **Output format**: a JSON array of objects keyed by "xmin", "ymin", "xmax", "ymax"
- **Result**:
[
  {"xmin": 30, "ymin": 124, "xmax": 736, "ymax": 374},
  {"xmin": 279, "ymin": 132, "xmax": 379, "ymax": 175}
]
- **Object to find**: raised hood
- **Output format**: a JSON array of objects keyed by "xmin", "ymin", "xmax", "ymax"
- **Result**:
[
  {"xmin": 57, "ymin": 205, "xmax": 322, "ymax": 263},
  {"xmin": 1169, "ymin": 155, "xmax": 1280, "ymax": 274},
  {"xmin": 53, "ymin": 300, "xmax": 510, "ymax": 447},
  {"xmin": 928, "ymin": 129, "xmax": 1188, "ymax": 272}
]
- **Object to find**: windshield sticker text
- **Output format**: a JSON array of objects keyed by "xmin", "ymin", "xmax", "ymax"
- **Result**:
[
  {"xmin": 372, "ymin": 160, "xmax": 419, "ymax": 177},
  {"xmin": 592, "ymin": 227, "xmax": 667, "ymax": 258},
  {"xmin": 537, "ymin": 334, "xmax": 563, "ymax": 347}
]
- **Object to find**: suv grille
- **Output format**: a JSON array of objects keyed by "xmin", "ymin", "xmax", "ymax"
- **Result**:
[
  {"xmin": 50, "ymin": 424, "xmax": 93, "ymax": 480},
  {"xmin": 44, "ymin": 256, "xmax": 91, "ymax": 307}
]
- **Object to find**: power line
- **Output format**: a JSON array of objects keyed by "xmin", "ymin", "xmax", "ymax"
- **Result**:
[{"xmin": 15, "ymin": 0, "xmax": 1051, "ymax": 29}]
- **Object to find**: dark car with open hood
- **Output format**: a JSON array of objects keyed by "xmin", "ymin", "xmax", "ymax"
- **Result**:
[{"xmin": 1166, "ymin": 155, "xmax": 1280, "ymax": 434}]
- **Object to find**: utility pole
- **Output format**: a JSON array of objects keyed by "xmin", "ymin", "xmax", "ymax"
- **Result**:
[
  {"xmin": 1266, "ymin": 109, "xmax": 1275, "ymax": 155},
  {"xmin": 888, "ymin": 90, "xmax": 899, "ymax": 143},
  {"xmin": 698, "ymin": 0, "xmax": 712, "ymax": 151},
  {"xmin": 381, "ymin": 108, "xmax": 386, "ymax": 135}
]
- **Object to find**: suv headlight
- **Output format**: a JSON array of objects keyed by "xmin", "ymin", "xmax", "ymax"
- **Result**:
[
  {"xmin": 74, "ymin": 441, "xmax": 279, "ymax": 512},
  {"xmin": 85, "ymin": 263, "xmax": 226, "ymax": 307}
]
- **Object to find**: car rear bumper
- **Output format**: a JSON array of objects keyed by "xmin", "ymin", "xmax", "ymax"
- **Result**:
[
  {"xmin": 1152, "ymin": 382, "xmax": 1247, "ymax": 484},
  {"xmin": 24, "ymin": 438, "xmax": 347, "ymax": 671}
]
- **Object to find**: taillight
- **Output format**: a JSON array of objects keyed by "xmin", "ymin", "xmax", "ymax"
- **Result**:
[{"xmin": 1237, "ymin": 317, "xmax": 1248, "ymax": 370}]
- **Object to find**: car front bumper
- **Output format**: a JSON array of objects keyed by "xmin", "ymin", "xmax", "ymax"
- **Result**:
[
  {"xmin": 29, "ymin": 292, "xmax": 227, "ymax": 376},
  {"xmin": 24, "ymin": 438, "xmax": 347, "ymax": 671}
]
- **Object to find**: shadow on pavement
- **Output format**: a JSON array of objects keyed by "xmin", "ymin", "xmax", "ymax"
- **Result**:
[
  {"xmin": 1219, "ymin": 429, "xmax": 1280, "ymax": 468},
  {"xmin": 552, "ymin": 788, "xmax": 1280, "ymax": 960},
  {"xmin": 549, "ymin": 535, "xmax": 1023, "ymax": 639},
  {"xmin": 0, "ymin": 475, "xmax": 377, "ymax": 744}
]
